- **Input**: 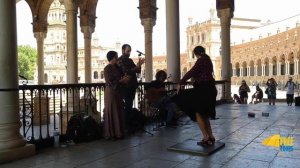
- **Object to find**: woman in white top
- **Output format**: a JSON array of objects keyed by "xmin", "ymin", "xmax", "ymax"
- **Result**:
[{"xmin": 285, "ymin": 77, "xmax": 297, "ymax": 106}]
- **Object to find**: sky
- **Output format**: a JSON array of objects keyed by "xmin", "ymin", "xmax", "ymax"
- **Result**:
[{"xmin": 16, "ymin": 0, "xmax": 300, "ymax": 55}]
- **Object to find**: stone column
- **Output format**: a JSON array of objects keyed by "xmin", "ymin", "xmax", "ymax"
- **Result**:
[
  {"xmin": 247, "ymin": 66, "xmax": 250, "ymax": 76},
  {"xmin": 62, "ymin": 1, "xmax": 80, "ymax": 123},
  {"xmin": 262, "ymin": 64, "xmax": 265, "ymax": 76},
  {"xmin": 232, "ymin": 68, "xmax": 236, "ymax": 77},
  {"xmin": 286, "ymin": 61, "xmax": 290, "ymax": 75},
  {"xmin": 166, "ymin": 0, "xmax": 180, "ymax": 82},
  {"xmin": 240, "ymin": 68, "xmax": 243, "ymax": 77},
  {"xmin": 295, "ymin": 59, "xmax": 299, "ymax": 75},
  {"xmin": 0, "ymin": 0, "xmax": 35, "ymax": 163},
  {"xmin": 81, "ymin": 26, "xmax": 94, "ymax": 83},
  {"xmin": 254, "ymin": 65, "xmax": 257, "ymax": 76},
  {"xmin": 34, "ymin": 32, "xmax": 46, "ymax": 85},
  {"xmin": 277, "ymin": 62, "xmax": 281, "ymax": 76},
  {"xmin": 270, "ymin": 64, "xmax": 273, "ymax": 76},
  {"xmin": 218, "ymin": 8, "xmax": 233, "ymax": 100},
  {"xmin": 65, "ymin": 3, "xmax": 78, "ymax": 84},
  {"xmin": 142, "ymin": 18, "xmax": 155, "ymax": 82}
]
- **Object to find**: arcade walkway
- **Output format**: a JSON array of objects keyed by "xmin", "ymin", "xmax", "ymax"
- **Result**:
[{"xmin": 2, "ymin": 103, "xmax": 300, "ymax": 168}]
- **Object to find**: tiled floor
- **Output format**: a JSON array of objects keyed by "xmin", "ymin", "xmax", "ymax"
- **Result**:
[{"xmin": 2, "ymin": 103, "xmax": 300, "ymax": 168}]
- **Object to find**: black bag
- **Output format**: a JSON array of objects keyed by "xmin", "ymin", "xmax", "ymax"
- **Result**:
[
  {"xmin": 128, "ymin": 108, "xmax": 146, "ymax": 132},
  {"xmin": 264, "ymin": 87, "xmax": 269, "ymax": 94},
  {"xmin": 295, "ymin": 97, "xmax": 300, "ymax": 106},
  {"xmin": 66, "ymin": 114, "xmax": 102, "ymax": 143}
]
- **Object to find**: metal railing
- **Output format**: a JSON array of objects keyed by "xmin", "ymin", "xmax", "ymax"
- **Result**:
[{"xmin": 18, "ymin": 81, "xmax": 226, "ymax": 148}]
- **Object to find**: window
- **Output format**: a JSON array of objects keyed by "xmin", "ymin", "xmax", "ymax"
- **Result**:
[
  {"xmin": 94, "ymin": 71, "xmax": 99, "ymax": 79},
  {"xmin": 100, "ymin": 71, "xmax": 104, "ymax": 79}
]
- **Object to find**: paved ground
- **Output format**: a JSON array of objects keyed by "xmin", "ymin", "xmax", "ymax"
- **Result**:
[{"xmin": 2, "ymin": 102, "xmax": 300, "ymax": 168}]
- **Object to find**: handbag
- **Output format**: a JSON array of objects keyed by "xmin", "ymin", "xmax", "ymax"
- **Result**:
[{"xmin": 264, "ymin": 87, "xmax": 269, "ymax": 94}]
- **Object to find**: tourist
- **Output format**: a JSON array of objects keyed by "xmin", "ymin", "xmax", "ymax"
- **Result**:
[
  {"xmin": 250, "ymin": 85, "xmax": 263, "ymax": 104},
  {"xmin": 266, "ymin": 78, "xmax": 277, "ymax": 105},
  {"xmin": 238, "ymin": 80, "xmax": 250, "ymax": 104},
  {"xmin": 284, "ymin": 77, "xmax": 297, "ymax": 106}
]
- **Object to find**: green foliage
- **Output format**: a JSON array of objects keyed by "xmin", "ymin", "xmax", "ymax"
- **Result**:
[{"xmin": 18, "ymin": 45, "xmax": 37, "ymax": 80}]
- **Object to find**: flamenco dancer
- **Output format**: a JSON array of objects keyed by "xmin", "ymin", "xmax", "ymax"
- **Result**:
[{"xmin": 174, "ymin": 45, "xmax": 217, "ymax": 146}]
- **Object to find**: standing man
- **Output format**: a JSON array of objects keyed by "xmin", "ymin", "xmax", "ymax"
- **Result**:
[
  {"xmin": 285, "ymin": 77, "xmax": 297, "ymax": 106},
  {"xmin": 118, "ymin": 44, "xmax": 145, "ymax": 133}
]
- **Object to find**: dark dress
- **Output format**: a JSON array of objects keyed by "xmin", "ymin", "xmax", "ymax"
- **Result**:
[
  {"xmin": 171, "ymin": 55, "xmax": 217, "ymax": 121},
  {"xmin": 103, "ymin": 64, "xmax": 125, "ymax": 139}
]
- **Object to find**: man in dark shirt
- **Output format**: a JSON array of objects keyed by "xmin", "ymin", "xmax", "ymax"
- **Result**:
[
  {"xmin": 117, "ymin": 44, "xmax": 144, "ymax": 132},
  {"xmin": 145, "ymin": 70, "xmax": 178, "ymax": 127}
]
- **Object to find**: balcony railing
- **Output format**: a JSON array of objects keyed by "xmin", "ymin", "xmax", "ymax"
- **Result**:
[{"xmin": 18, "ymin": 81, "xmax": 226, "ymax": 149}]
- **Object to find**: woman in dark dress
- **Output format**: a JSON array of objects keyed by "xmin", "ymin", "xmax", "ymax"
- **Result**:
[
  {"xmin": 175, "ymin": 45, "xmax": 217, "ymax": 146},
  {"xmin": 104, "ymin": 51, "xmax": 129, "ymax": 140}
]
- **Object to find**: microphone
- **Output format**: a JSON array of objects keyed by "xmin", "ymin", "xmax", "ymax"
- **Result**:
[{"xmin": 136, "ymin": 50, "xmax": 145, "ymax": 56}]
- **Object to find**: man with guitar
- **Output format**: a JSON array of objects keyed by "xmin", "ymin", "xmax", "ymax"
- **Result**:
[{"xmin": 145, "ymin": 70, "xmax": 178, "ymax": 127}]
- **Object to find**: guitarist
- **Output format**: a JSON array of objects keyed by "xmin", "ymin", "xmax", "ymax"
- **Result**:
[{"xmin": 145, "ymin": 70, "xmax": 178, "ymax": 127}]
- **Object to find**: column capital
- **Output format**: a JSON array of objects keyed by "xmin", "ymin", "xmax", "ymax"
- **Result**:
[
  {"xmin": 217, "ymin": 8, "xmax": 234, "ymax": 21},
  {"xmin": 141, "ymin": 18, "xmax": 156, "ymax": 31},
  {"xmin": 81, "ymin": 26, "xmax": 94, "ymax": 39},
  {"xmin": 32, "ymin": 20, "xmax": 48, "ymax": 33},
  {"xmin": 79, "ymin": 14, "xmax": 96, "ymax": 28},
  {"xmin": 138, "ymin": 0, "xmax": 158, "ymax": 20},
  {"xmin": 34, "ymin": 32, "xmax": 47, "ymax": 40}
]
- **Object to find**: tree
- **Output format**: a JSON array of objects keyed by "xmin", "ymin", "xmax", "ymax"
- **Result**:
[{"xmin": 18, "ymin": 45, "xmax": 37, "ymax": 80}]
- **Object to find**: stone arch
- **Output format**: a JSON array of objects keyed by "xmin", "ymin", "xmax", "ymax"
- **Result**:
[
  {"xmin": 79, "ymin": 0, "xmax": 99, "ymax": 27},
  {"xmin": 249, "ymin": 60, "xmax": 254, "ymax": 76},
  {"xmin": 26, "ymin": 0, "xmax": 54, "ymax": 32},
  {"xmin": 256, "ymin": 59, "xmax": 262, "ymax": 76}
]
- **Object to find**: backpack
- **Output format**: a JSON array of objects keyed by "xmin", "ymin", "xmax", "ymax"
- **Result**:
[
  {"xmin": 128, "ymin": 108, "xmax": 147, "ymax": 133},
  {"xmin": 66, "ymin": 113, "xmax": 102, "ymax": 143}
]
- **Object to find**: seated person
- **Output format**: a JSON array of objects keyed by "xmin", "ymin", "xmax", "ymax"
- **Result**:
[
  {"xmin": 233, "ymin": 94, "xmax": 242, "ymax": 104},
  {"xmin": 250, "ymin": 85, "xmax": 263, "ymax": 104},
  {"xmin": 145, "ymin": 70, "xmax": 178, "ymax": 126}
]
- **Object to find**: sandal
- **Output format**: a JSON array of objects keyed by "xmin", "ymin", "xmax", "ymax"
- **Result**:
[
  {"xmin": 209, "ymin": 137, "xmax": 215, "ymax": 144},
  {"xmin": 197, "ymin": 138, "xmax": 214, "ymax": 146}
]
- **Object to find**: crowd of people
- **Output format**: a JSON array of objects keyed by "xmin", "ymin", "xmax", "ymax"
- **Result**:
[
  {"xmin": 234, "ymin": 77, "xmax": 297, "ymax": 106},
  {"xmin": 103, "ymin": 44, "xmax": 218, "ymax": 146}
]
